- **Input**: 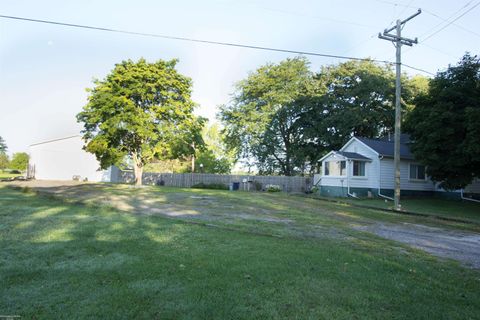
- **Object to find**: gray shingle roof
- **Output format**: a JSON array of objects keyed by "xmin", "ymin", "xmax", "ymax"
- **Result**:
[
  {"xmin": 335, "ymin": 151, "xmax": 371, "ymax": 161},
  {"xmin": 357, "ymin": 135, "xmax": 414, "ymax": 160}
]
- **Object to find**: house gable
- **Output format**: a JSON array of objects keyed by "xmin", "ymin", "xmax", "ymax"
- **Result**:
[{"xmin": 340, "ymin": 137, "xmax": 379, "ymax": 159}]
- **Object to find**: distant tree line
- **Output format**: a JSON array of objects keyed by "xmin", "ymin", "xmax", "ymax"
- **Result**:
[{"xmin": 0, "ymin": 136, "xmax": 30, "ymax": 172}]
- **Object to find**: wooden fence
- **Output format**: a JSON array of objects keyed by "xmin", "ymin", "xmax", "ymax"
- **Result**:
[{"xmin": 115, "ymin": 171, "xmax": 313, "ymax": 193}]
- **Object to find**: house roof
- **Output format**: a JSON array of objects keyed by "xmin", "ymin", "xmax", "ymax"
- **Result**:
[
  {"xmin": 356, "ymin": 135, "xmax": 414, "ymax": 160},
  {"xmin": 335, "ymin": 151, "xmax": 371, "ymax": 161},
  {"xmin": 318, "ymin": 150, "xmax": 372, "ymax": 162}
]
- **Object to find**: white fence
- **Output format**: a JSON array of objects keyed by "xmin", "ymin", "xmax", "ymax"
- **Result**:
[{"xmin": 114, "ymin": 171, "xmax": 313, "ymax": 193}]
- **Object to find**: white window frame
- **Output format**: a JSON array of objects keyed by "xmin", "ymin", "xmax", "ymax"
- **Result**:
[
  {"xmin": 409, "ymin": 163, "xmax": 427, "ymax": 181},
  {"xmin": 323, "ymin": 160, "xmax": 347, "ymax": 177},
  {"xmin": 352, "ymin": 160, "xmax": 367, "ymax": 178}
]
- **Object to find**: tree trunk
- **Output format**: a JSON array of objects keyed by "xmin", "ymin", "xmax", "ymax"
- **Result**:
[{"xmin": 132, "ymin": 153, "xmax": 143, "ymax": 186}]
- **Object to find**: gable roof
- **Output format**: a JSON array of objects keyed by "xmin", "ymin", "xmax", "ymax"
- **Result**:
[
  {"xmin": 356, "ymin": 135, "xmax": 414, "ymax": 160},
  {"xmin": 336, "ymin": 151, "xmax": 371, "ymax": 161},
  {"xmin": 319, "ymin": 150, "xmax": 371, "ymax": 162}
]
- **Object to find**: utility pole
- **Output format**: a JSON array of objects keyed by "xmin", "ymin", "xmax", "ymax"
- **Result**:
[{"xmin": 379, "ymin": 9, "xmax": 421, "ymax": 211}]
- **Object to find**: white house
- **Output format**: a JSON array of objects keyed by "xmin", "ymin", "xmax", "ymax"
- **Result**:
[
  {"xmin": 29, "ymin": 135, "xmax": 117, "ymax": 182},
  {"xmin": 313, "ymin": 134, "xmax": 480, "ymax": 199}
]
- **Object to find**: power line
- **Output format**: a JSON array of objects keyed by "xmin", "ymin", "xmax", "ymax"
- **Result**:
[
  {"xmin": 421, "ymin": 1, "xmax": 480, "ymax": 42},
  {"xmin": 0, "ymin": 14, "xmax": 434, "ymax": 75},
  {"xmin": 372, "ymin": 0, "xmax": 480, "ymax": 38},
  {"xmin": 0, "ymin": 14, "xmax": 391, "ymax": 62},
  {"xmin": 401, "ymin": 63, "xmax": 435, "ymax": 75},
  {"xmin": 422, "ymin": 8, "xmax": 480, "ymax": 38}
]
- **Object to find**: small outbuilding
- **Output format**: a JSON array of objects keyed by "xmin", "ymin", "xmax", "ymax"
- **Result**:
[{"xmin": 29, "ymin": 135, "xmax": 117, "ymax": 182}]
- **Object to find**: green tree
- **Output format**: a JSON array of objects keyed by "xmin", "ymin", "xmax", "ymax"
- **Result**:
[
  {"xmin": 219, "ymin": 57, "xmax": 317, "ymax": 175},
  {"xmin": 77, "ymin": 58, "xmax": 204, "ymax": 185},
  {"xmin": 193, "ymin": 123, "xmax": 234, "ymax": 174},
  {"xmin": 0, "ymin": 136, "xmax": 7, "ymax": 154},
  {"xmin": 10, "ymin": 152, "xmax": 29, "ymax": 171},
  {"xmin": 0, "ymin": 153, "xmax": 9, "ymax": 171},
  {"xmin": 405, "ymin": 53, "xmax": 480, "ymax": 189}
]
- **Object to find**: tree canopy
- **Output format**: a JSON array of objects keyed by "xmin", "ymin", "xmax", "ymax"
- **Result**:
[
  {"xmin": 0, "ymin": 136, "xmax": 7, "ymax": 154},
  {"xmin": 219, "ymin": 57, "xmax": 317, "ymax": 175},
  {"xmin": 405, "ymin": 53, "xmax": 480, "ymax": 190},
  {"xmin": 219, "ymin": 57, "xmax": 424, "ymax": 175},
  {"xmin": 10, "ymin": 152, "xmax": 29, "ymax": 171},
  {"xmin": 194, "ymin": 123, "xmax": 234, "ymax": 174},
  {"xmin": 0, "ymin": 153, "xmax": 9, "ymax": 170},
  {"xmin": 77, "ymin": 58, "xmax": 204, "ymax": 185}
]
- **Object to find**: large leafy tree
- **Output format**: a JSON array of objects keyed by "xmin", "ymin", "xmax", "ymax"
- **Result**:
[
  {"xmin": 10, "ymin": 152, "xmax": 29, "ymax": 171},
  {"xmin": 0, "ymin": 153, "xmax": 9, "ymax": 171},
  {"xmin": 194, "ymin": 123, "xmax": 234, "ymax": 174},
  {"xmin": 304, "ymin": 60, "xmax": 422, "ymax": 151},
  {"xmin": 219, "ymin": 57, "xmax": 318, "ymax": 175},
  {"xmin": 0, "ymin": 136, "xmax": 7, "ymax": 154},
  {"xmin": 405, "ymin": 53, "xmax": 480, "ymax": 189},
  {"xmin": 77, "ymin": 58, "xmax": 204, "ymax": 185}
]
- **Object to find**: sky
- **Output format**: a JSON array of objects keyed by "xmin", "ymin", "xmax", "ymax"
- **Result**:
[{"xmin": 0, "ymin": 0, "xmax": 479, "ymax": 155}]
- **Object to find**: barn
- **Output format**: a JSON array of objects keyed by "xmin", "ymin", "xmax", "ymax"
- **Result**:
[{"xmin": 29, "ymin": 135, "xmax": 116, "ymax": 182}]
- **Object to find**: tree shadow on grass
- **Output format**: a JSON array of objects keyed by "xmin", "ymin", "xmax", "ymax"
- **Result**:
[{"xmin": 1, "ymin": 187, "xmax": 480, "ymax": 319}]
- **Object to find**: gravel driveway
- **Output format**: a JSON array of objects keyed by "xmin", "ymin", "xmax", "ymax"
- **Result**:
[{"xmin": 355, "ymin": 223, "xmax": 480, "ymax": 268}]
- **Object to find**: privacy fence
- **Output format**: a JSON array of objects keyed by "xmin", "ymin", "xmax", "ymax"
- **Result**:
[{"xmin": 114, "ymin": 171, "xmax": 313, "ymax": 193}]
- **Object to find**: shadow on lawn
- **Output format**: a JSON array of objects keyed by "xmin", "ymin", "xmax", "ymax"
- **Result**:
[
  {"xmin": 2, "ymin": 187, "xmax": 480, "ymax": 319},
  {"xmin": 0, "ymin": 187, "xmax": 209, "ymax": 318}
]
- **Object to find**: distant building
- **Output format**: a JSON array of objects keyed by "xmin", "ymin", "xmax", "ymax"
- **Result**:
[
  {"xmin": 314, "ymin": 134, "xmax": 480, "ymax": 199},
  {"xmin": 29, "ymin": 135, "xmax": 118, "ymax": 182}
]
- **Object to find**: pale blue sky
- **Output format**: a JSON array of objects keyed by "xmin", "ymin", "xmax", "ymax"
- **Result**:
[{"xmin": 1, "ymin": 0, "xmax": 478, "ymax": 154}]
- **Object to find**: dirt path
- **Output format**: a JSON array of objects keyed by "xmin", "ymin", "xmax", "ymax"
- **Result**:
[
  {"xmin": 6, "ymin": 180, "xmax": 480, "ymax": 268},
  {"xmin": 355, "ymin": 223, "xmax": 480, "ymax": 268}
]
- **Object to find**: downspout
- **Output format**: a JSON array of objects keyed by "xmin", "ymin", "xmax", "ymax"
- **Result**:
[
  {"xmin": 378, "ymin": 155, "xmax": 394, "ymax": 201},
  {"xmin": 347, "ymin": 160, "xmax": 359, "ymax": 198},
  {"xmin": 461, "ymin": 189, "xmax": 480, "ymax": 203}
]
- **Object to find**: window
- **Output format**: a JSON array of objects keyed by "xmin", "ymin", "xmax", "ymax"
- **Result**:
[
  {"xmin": 353, "ymin": 161, "xmax": 366, "ymax": 176},
  {"xmin": 340, "ymin": 161, "xmax": 346, "ymax": 176},
  {"xmin": 410, "ymin": 164, "xmax": 426, "ymax": 180},
  {"xmin": 324, "ymin": 161, "xmax": 346, "ymax": 176}
]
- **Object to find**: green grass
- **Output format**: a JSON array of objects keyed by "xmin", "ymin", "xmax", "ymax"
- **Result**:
[
  {"xmin": 1, "ymin": 185, "xmax": 480, "ymax": 319},
  {"xmin": 336, "ymin": 197, "xmax": 480, "ymax": 224},
  {"xmin": 0, "ymin": 172, "xmax": 22, "ymax": 179}
]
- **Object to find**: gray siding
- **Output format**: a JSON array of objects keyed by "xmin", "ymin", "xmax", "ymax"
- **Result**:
[
  {"xmin": 379, "ymin": 158, "xmax": 436, "ymax": 191},
  {"xmin": 465, "ymin": 178, "xmax": 480, "ymax": 194},
  {"xmin": 342, "ymin": 139, "xmax": 379, "ymax": 189}
]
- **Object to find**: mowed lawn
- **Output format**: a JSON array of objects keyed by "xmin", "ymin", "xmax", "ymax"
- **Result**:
[
  {"xmin": 337, "ymin": 197, "xmax": 480, "ymax": 224},
  {"xmin": 1, "ymin": 186, "xmax": 480, "ymax": 319},
  {"xmin": 0, "ymin": 172, "xmax": 22, "ymax": 179}
]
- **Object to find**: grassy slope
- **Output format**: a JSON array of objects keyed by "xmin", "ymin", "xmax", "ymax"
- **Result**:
[
  {"xmin": 335, "ymin": 197, "xmax": 480, "ymax": 224},
  {"xmin": 1, "ymin": 186, "xmax": 480, "ymax": 319}
]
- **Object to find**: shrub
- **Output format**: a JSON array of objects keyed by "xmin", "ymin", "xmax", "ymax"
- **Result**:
[
  {"xmin": 191, "ymin": 182, "xmax": 228, "ymax": 190},
  {"xmin": 265, "ymin": 184, "xmax": 281, "ymax": 192}
]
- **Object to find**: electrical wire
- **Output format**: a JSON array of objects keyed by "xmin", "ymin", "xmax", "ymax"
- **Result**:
[
  {"xmin": 422, "ymin": 8, "xmax": 480, "ymax": 38},
  {"xmin": 421, "ymin": 1, "xmax": 480, "ymax": 42},
  {"xmin": 0, "ymin": 14, "xmax": 434, "ymax": 75}
]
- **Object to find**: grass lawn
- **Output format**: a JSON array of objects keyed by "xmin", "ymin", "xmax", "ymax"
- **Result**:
[
  {"xmin": 0, "ymin": 172, "xmax": 22, "ymax": 179},
  {"xmin": 1, "ymin": 185, "xmax": 480, "ymax": 319},
  {"xmin": 335, "ymin": 197, "xmax": 480, "ymax": 224}
]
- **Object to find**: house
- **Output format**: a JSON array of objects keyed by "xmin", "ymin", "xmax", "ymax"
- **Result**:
[
  {"xmin": 29, "ymin": 135, "xmax": 118, "ymax": 182},
  {"xmin": 313, "ymin": 134, "xmax": 480, "ymax": 199}
]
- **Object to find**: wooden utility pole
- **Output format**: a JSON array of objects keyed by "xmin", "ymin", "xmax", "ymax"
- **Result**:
[{"xmin": 379, "ymin": 9, "xmax": 421, "ymax": 210}]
